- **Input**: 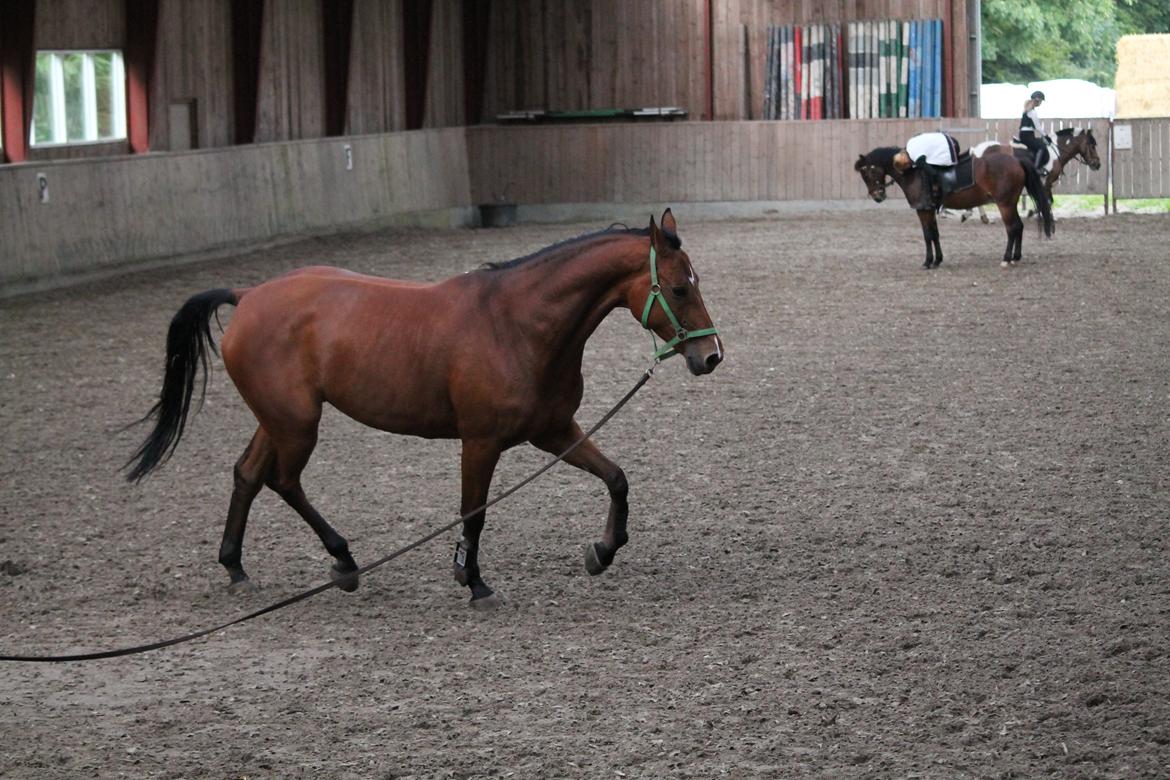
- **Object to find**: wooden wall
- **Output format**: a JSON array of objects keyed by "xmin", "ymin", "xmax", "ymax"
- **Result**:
[
  {"xmin": 1, "ymin": 128, "xmax": 472, "ymax": 288},
  {"xmin": 482, "ymin": 1, "xmax": 707, "ymax": 118},
  {"xmin": 10, "ymin": 0, "xmax": 973, "ymax": 160},
  {"xmin": 33, "ymin": 0, "xmax": 123, "ymax": 49},
  {"xmin": 347, "ymin": 0, "xmax": 407, "ymax": 134},
  {"xmin": 255, "ymin": 0, "xmax": 326, "ymax": 142},
  {"xmin": 423, "ymin": 0, "xmax": 465, "ymax": 129},
  {"xmin": 466, "ymin": 117, "xmax": 1106, "ymax": 205},
  {"xmin": 480, "ymin": 0, "xmax": 970, "ymax": 121},
  {"xmin": 150, "ymin": 0, "xmax": 235, "ymax": 150}
]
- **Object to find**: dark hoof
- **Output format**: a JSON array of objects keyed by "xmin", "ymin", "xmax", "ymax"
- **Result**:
[
  {"xmin": 331, "ymin": 562, "xmax": 360, "ymax": 593},
  {"xmin": 584, "ymin": 542, "xmax": 610, "ymax": 576},
  {"xmin": 228, "ymin": 578, "xmax": 259, "ymax": 595},
  {"xmin": 469, "ymin": 592, "xmax": 503, "ymax": 611}
]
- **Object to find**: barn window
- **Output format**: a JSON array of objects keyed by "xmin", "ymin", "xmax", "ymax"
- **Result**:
[{"xmin": 31, "ymin": 51, "xmax": 127, "ymax": 146}]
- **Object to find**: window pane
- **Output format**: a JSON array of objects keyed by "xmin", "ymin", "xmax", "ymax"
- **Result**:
[
  {"xmin": 32, "ymin": 53, "xmax": 55, "ymax": 144},
  {"xmin": 62, "ymin": 53, "xmax": 85, "ymax": 141},
  {"xmin": 93, "ymin": 52, "xmax": 115, "ymax": 138}
]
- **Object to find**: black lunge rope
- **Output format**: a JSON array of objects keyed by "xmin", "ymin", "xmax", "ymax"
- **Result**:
[{"xmin": 1, "ymin": 367, "xmax": 656, "ymax": 663}]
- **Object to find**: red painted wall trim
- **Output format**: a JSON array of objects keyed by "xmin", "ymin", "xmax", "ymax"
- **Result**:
[
  {"xmin": 0, "ymin": 1, "xmax": 36, "ymax": 163},
  {"xmin": 125, "ymin": 0, "xmax": 160, "ymax": 153}
]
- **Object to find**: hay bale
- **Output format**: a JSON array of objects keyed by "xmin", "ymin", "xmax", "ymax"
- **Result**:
[{"xmin": 1116, "ymin": 34, "xmax": 1170, "ymax": 118}]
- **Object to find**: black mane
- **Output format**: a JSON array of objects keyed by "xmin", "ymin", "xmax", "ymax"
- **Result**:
[
  {"xmin": 480, "ymin": 224, "xmax": 681, "ymax": 272},
  {"xmin": 859, "ymin": 146, "xmax": 901, "ymax": 171}
]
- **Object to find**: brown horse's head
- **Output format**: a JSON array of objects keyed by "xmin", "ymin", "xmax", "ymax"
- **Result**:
[
  {"xmin": 1057, "ymin": 128, "xmax": 1101, "ymax": 171},
  {"xmin": 635, "ymin": 209, "xmax": 723, "ymax": 375},
  {"xmin": 855, "ymin": 151, "xmax": 898, "ymax": 203}
]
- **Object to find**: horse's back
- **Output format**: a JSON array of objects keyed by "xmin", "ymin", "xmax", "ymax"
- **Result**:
[{"xmin": 221, "ymin": 266, "xmax": 473, "ymax": 436}]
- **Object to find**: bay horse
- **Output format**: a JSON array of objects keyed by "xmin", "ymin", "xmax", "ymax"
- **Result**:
[
  {"xmin": 855, "ymin": 145, "xmax": 1053, "ymax": 269},
  {"xmin": 126, "ymin": 210, "xmax": 723, "ymax": 610}
]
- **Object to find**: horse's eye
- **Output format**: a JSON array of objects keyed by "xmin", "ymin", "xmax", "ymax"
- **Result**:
[{"xmin": 672, "ymin": 285, "xmax": 688, "ymax": 298}]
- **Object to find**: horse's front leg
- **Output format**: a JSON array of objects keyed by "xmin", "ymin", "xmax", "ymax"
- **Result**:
[
  {"xmin": 453, "ymin": 439, "xmax": 503, "ymax": 610},
  {"xmin": 916, "ymin": 210, "xmax": 937, "ymax": 269},
  {"xmin": 532, "ymin": 422, "xmax": 629, "ymax": 576}
]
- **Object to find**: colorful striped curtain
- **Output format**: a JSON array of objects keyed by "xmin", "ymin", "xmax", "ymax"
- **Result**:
[{"xmin": 763, "ymin": 18, "xmax": 944, "ymax": 120}]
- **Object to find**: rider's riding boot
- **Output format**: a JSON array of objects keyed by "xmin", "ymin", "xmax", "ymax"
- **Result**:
[{"xmin": 917, "ymin": 156, "xmax": 942, "ymax": 211}]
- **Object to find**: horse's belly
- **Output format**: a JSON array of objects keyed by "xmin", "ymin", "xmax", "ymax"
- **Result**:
[{"xmin": 324, "ymin": 374, "xmax": 459, "ymax": 439}]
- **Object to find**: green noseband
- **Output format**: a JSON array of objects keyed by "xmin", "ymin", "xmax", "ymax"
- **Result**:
[{"xmin": 640, "ymin": 244, "xmax": 719, "ymax": 361}]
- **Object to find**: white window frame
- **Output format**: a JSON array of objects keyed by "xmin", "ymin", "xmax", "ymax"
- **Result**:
[{"xmin": 31, "ymin": 49, "xmax": 127, "ymax": 148}]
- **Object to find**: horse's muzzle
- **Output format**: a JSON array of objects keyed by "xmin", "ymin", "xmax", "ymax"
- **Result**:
[
  {"xmin": 871, "ymin": 192, "xmax": 886, "ymax": 203},
  {"xmin": 685, "ymin": 340, "xmax": 724, "ymax": 376}
]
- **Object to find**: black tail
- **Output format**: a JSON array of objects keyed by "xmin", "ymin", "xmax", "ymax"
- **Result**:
[
  {"xmin": 1021, "ymin": 160, "xmax": 1055, "ymax": 238},
  {"xmin": 125, "ymin": 288, "xmax": 238, "ymax": 482}
]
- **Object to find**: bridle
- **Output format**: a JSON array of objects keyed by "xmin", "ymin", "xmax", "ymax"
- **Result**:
[
  {"xmin": 640, "ymin": 244, "xmax": 719, "ymax": 361},
  {"xmin": 859, "ymin": 163, "xmax": 893, "ymax": 198},
  {"xmin": 1058, "ymin": 132, "xmax": 1099, "ymax": 169}
]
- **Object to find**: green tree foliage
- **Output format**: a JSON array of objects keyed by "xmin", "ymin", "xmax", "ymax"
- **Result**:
[
  {"xmin": 983, "ymin": 0, "xmax": 1120, "ymax": 85},
  {"xmin": 983, "ymin": 0, "xmax": 1169, "ymax": 87},
  {"xmin": 1116, "ymin": 0, "xmax": 1170, "ymax": 36}
]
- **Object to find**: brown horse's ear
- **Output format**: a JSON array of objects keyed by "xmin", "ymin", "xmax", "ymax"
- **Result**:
[
  {"xmin": 854, "ymin": 154, "xmax": 866, "ymax": 171},
  {"xmin": 649, "ymin": 214, "xmax": 661, "ymax": 246},
  {"xmin": 660, "ymin": 208, "xmax": 678, "ymax": 236}
]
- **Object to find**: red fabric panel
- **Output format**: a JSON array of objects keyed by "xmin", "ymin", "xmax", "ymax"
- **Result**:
[
  {"xmin": 125, "ymin": 0, "xmax": 160, "ymax": 153},
  {"xmin": 0, "ymin": 1, "xmax": 36, "ymax": 163}
]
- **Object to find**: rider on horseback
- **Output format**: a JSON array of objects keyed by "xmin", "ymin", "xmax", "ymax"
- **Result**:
[
  {"xmin": 1019, "ymin": 90, "xmax": 1048, "ymax": 170},
  {"xmin": 893, "ymin": 131, "xmax": 960, "ymax": 211}
]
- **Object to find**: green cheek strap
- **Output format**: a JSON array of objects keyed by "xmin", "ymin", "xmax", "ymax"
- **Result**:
[{"xmin": 640, "ymin": 245, "xmax": 719, "ymax": 361}]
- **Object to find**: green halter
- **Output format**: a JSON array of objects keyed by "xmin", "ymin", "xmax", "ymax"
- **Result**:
[{"xmin": 640, "ymin": 244, "xmax": 719, "ymax": 361}]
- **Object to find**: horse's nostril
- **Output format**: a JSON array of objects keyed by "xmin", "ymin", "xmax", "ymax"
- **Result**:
[{"xmin": 705, "ymin": 352, "xmax": 723, "ymax": 371}]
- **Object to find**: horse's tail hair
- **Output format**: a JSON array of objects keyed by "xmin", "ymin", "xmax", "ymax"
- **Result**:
[
  {"xmin": 1022, "ymin": 160, "xmax": 1055, "ymax": 238},
  {"xmin": 125, "ymin": 288, "xmax": 238, "ymax": 482}
]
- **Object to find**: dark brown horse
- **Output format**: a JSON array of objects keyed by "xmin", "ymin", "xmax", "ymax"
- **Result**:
[
  {"xmin": 855, "ymin": 145, "xmax": 1053, "ymax": 269},
  {"xmin": 127, "ymin": 210, "xmax": 723, "ymax": 609}
]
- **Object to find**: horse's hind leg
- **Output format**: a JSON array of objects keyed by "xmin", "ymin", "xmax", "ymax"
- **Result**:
[
  {"xmin": 997, "ymin": 201, "xmax": 1024, "ymax": 266},
  {"xmin": 267, "ymin": 428, "xmax": 361, "ymax": 592},
  {"xmin": 219, "ymin": 427, "xmax": 275, "ymax": 591},
  {"xmin": 533, "ymin": 423, "xmax": 629, "ymax": 576},
  {"xmin": 453, "ymin": 439, "xmax": 503, "ymax": 610}
]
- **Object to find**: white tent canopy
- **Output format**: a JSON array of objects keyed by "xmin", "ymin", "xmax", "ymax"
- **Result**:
[{"xmin": 980, "ymin": 79, "xmax": 1116, "ymax": 119}]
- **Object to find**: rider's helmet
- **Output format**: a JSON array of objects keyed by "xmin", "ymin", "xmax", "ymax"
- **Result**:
[{"xmin": 1030, "ymin": 90, "xmax": 1045, "ymax": 101}]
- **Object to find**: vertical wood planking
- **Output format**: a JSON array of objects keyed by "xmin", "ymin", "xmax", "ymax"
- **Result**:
[{"xmin": 348, "ymin": 0, "xmax": 406, "ymax": 134}]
